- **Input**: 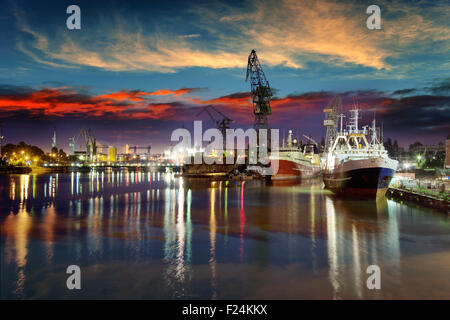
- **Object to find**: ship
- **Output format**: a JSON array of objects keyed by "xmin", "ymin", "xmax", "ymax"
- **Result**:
[
  {"xmin": 322, "ymin": 107, "xmax": 398, "ymax": 199},
  {"xmin": 270, "ymin": 130, "xmax": 321, "ymax": 180}
]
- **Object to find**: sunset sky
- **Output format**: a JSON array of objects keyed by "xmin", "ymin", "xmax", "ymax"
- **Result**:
[{"xmin": 0, "ymin": 0, "xmax": 449, "ymax": 152}]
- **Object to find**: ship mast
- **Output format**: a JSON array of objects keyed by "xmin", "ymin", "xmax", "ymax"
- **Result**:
[{"xmin": 370, "ymin": 117, "xmax": 380, "ymax": 145}]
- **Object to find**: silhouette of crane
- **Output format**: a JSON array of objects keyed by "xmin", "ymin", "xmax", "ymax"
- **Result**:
[
  {"xmin": 245, "ymin": 49, "xmax": 272, "ymax": 131},
  {"xmin": 196, "ymin": 105, "xmax": 234, "ymax": 136}
]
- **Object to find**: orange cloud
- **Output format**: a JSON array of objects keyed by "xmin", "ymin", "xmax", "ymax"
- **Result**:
[
  {"xmin": 0, "ymin": 87, "xmax": 201, "ymax": 120},
  {"xmin": 145, "ymin": 88, "xmax": 200, "ymax": 96},
  {"xmin": 95, "ymin": 90, "xmax": 147, "ymax": 102}
]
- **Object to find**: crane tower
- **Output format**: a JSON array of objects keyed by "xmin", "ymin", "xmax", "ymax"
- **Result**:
[
  {"xmin": 323, "ymin": 95, "xmax": 343, "ymax": 151},
  {"xmin": 245, "ymin": 50, "xmax": 273, "ymax": 131}
]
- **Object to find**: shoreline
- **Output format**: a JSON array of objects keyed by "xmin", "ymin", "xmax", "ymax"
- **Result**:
[{"xmin": 387, "ymin": 187, "xmax": 449, "ymax": 215}]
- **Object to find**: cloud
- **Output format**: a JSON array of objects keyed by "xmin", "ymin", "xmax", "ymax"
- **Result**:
[
  {"xmin": 178, "ymin": 34, "xmax": 201, "ymax": 39},
  {"xmin": 1, "ymin": 84, "xmax": 448, "ymax": 145},
  {"xmin": 392, "ymin": 88, "xmax": 417, "ymax": 96},
  {"xmin": 13, "ymin": 0, "xmax": 449, "ymax": 72},
  {"xmin": 195, "ymin": 87, "xmax": 450, "ymax": 138},
  {"xmin": 0, "ymin": 85, "xmax": 201, "ymax": 120},
  {"xmin": 426, "ymin": 78, "xmax": 450, "ymax": 94}
]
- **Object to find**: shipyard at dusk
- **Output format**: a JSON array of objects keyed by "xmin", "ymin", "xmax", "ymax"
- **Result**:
[{"xmin": 1, "ymin": 0, "xmax": 449, "ymax": 307}]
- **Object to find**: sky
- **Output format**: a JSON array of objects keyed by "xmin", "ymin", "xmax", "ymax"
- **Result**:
[{"xmin": 0, "ymin": 0, "xmax": 449, "ymax": 153}]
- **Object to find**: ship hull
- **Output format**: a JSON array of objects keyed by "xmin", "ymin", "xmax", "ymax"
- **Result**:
[
  {"xmin": 323, "ymin": 158, "xmax": 397, "ymax": 199},
  {"xmin": 271, "ymin": 159, "xmax": 321, "ymax": 180}
]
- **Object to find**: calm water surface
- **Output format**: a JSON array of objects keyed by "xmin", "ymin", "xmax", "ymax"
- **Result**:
[{"xmin": 1, "ymin": 170, "xmax": 449, "ymax": 299}]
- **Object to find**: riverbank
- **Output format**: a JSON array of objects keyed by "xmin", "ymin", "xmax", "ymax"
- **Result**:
[
  {"xmin": 387, "ymin": 187, "xmax": 449, "ymax": 214},
  {"xmin": 0, "ymin": 165, "xmax": 69, "ymax": 174},
  {"xmin": 0, "ymin": 165, "xmax": 32, "ymax": 174}
]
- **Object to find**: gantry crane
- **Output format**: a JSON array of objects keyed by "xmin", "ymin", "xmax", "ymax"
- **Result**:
[
  {"xmin": 128, "ymin": 145, "xmax": 152, "ymax": 154},
  {"xmin": 245, "ymin": 49, "xmax": 273, "ymax": 131},
  {"xmin": 196, "ymin": 105, "xmax": 234, "ymax": 137}
]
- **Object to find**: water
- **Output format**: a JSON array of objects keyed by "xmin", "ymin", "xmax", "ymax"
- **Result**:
[{"xmin": 1, "ymin": 170, "xmax": 449, "ymax": 299}]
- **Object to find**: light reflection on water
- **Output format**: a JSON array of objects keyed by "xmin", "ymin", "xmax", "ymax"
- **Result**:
[{"xmin": 0, "ymin": 170, "xmax": 449, "ymax": 299}]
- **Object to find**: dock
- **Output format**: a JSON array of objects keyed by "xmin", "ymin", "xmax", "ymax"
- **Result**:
[{"xmin": 387, "ymin": 187, "xmax": 449, "ymax": 215}]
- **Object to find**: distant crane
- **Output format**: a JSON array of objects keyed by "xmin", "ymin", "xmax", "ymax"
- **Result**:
[
  {"xmin": 245, "ymin": 49, "xmax": 273, "ymax": 131},
  {"xmin": 69, "ymin": 136, "xmax": 79, "ymax": 155},
  {"xmin": 80, "ymin": 128, "xmax": 97, "ymax": 162},
  {"xmin": 196, "ymin": 105, "xmax": 234, "ymax": 137},
  {"xmin": 128, "ymin": 146, "xmax": 152, "ymax": 154}
]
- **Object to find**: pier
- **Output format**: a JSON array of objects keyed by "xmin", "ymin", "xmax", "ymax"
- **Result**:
[{"xmin": 387, "ymin": 186, "xmax": 449, "ymax": 214}]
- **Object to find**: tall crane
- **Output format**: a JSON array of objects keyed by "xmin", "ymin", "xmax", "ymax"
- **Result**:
[
  {"xmin": 196, "ymin": 105, "xmax": 234, "ymax": 137},
  {"xmin": 245, "ymin": 49, "xmax": 273, "ymax": 131}
]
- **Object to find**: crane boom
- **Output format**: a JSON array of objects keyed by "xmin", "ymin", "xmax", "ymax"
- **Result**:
[
  {"xmin": 196, "ymin": 105, "xmax": 234, "ymax": 137},
  {"xmin": 196, "ymin": 106, "xmax": 218, "ymax": 126},
  {"xmin": 302, "ymin": 134, "xmax": 318, "ymax": 146}
]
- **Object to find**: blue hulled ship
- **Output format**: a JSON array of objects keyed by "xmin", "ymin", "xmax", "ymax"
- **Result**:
[{"xmin": 322, "ymin": 107, "xmax": 398, "ymax": 199}]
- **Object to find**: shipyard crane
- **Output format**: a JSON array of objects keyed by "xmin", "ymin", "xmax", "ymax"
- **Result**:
[
  {"xmin": 196, "ymin": 105, "xmax": 234, "ymax": 137},
  {"xmin": 128, "ymin": 145, "xmax": 152, "ymax": 154},
  {"xmin": 323, "ymin": 95, "xmax": 343, "ymax": 152},
  {"xmin": 80, "ymin": 128, "xmax": 97, "ymax": 162},
  {"xmin": 69, "ymin": 136, "xmax": 79, "ymax": 155},
  {"xmin": 245, "ymin": 50, "xmax": 273, "ymax": 131}
]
